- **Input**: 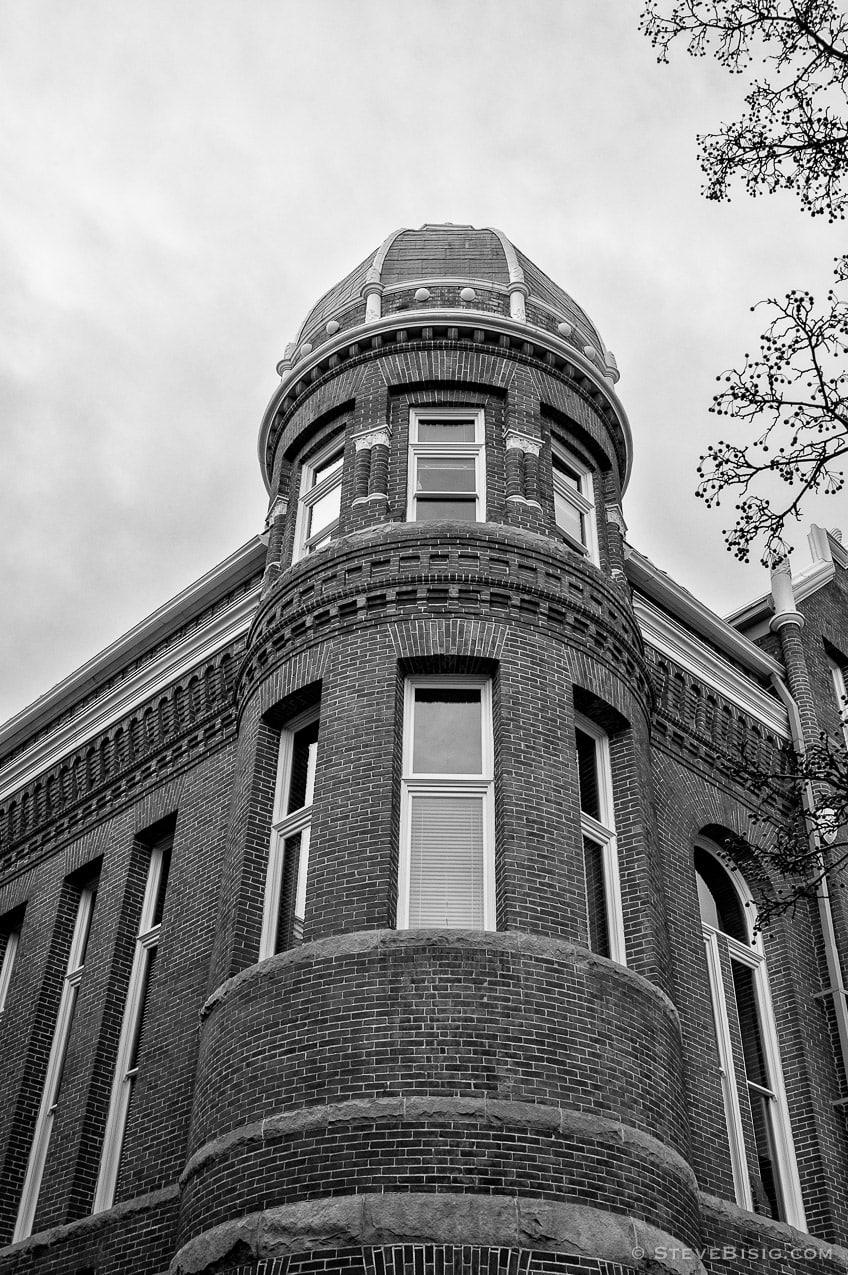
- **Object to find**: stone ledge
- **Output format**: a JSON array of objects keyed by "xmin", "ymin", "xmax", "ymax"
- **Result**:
[
  {"xmin": 179, "ymin": 1095, "xmax": 698, "ymax": 1192},
  {"xmin": 199, "ymin": 927, "xmax": 681, "ymax": 1032},
  {"xmin": 0, "ymin": 1183, "xmax": 178, "ymax": 1260},
  {"xmin": 169, "ymin": 1193, "xmax": 705, "ymax": 1275}
]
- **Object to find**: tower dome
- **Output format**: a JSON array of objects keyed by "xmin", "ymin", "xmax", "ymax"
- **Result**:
[
  {"xmin": 260, "ymin": 224, "xmax": 629, "ymax": 492},
  {"xmin": 293, "ymin": 224, "xmax": 612, "ymax": 362}
]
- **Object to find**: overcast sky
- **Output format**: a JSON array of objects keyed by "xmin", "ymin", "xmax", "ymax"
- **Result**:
[{"xmin": 1, "ymin": 1, "xmax": 845, "ymax": 723}]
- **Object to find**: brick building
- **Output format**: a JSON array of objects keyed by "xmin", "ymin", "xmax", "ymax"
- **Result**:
[{"xmin": 2, "ymin": 224, "xmax": 848, "ymax": 1275}]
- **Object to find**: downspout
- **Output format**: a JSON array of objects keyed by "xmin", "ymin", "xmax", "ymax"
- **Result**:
[
  {"xmin": 769, "ymin": 671, "xmax": 848, "ymax": 1096},
  {"xmin": 769, "ymin": 558, "xmax": 848, "ymax": 1098}
]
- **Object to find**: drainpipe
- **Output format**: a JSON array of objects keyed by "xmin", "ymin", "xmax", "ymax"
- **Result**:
[{"xmin": 769, "ymin": 558, "xmax": 848, "ymax": 1097}]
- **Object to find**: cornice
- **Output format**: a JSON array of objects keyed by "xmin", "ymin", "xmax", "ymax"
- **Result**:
[
  {"xmin": 294, "ymin": 279, "xmax": 604, "ymax": 375},
  {"xmin": 635, "ymin": 597, "xmax": 789, "ymax": 738},
  {"xmin": 624, "ymin": 545, "xmax": 784, "ymax": 682},
  {"xmin": 258, "ymin": 310, "xmax": 632, "ymax": 494},
  {"xmin": 0, "ymin": 550, "xmax": 264, "ymax": 802}
]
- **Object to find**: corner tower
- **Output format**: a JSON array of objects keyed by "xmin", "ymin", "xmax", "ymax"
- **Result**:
[{"xmin": 179, "ymin": 226, "xmax": 695, "ymax": 1275}]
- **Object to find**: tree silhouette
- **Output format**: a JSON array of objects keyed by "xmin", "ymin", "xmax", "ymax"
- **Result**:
[
  {"xmin": 719, "ymin": 730, "xmax": 848, "ymax": 930},
  {"xmin": 641, "ymin": 2, "xmax": 848, "ymax": 563},
  {"xmin": 640, "ymin": 1, "xmax": 848, "ymax": 220}
]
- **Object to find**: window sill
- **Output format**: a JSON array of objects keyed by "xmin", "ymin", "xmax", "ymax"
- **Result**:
[{"xmin": 556, "ymin": 528, "xmax": 590, "ymax": 558}]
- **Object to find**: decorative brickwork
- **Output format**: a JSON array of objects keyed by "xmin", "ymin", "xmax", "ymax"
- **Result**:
[
  {"xmin": 647, "ymin": 647, "xmax": 786, "ymax": 789},
  {"xmin": 208, "ymin": 1245, "xmax": 639, "ymax": 1275},
  {"xmin": 264, "ymin": 339, "xmax": 625, "ymax": 493},
  {"xmin": 238, "ymin": 527, "xmax": 648, "ymax": 717},
  {"xmin": 0, "ymin": 646, "xmax": 240, "ymax": 877}
]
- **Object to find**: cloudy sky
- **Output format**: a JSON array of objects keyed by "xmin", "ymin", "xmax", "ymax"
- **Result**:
[{"xmin": 1, "ymin": 1, "xmax": 845, "ymax": 723}]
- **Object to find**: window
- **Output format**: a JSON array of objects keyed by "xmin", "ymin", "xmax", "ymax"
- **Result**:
[
  {"xmin": 398, "ymin": 678, "xmax": 495, "ymax": 930},
  {"xmin": 830, "ymin": 658, "xmax": 848, "ymax": 748},
  {"xmin": 294, "ymin": 439, "xmax": 344, "ymax": 560},
  {"xmin": 260, "ymin": 708, "xmax": 319, "ymax": 959},
  {"xmin": 407, "ymin": 409, "xmax": 485, "ymax": 523},
  {"xmin": 93, "ymin": 833, "xmax": 171, "ymax": 1213},
  {"xmin": 575, "ymin": 717, "xmax": 625, "ymax": 962},
  {"xmin": 0, "ymin": 912, "xmax": 22, "ymax": 1016},
  {"xmin": 552, "ymin": 443, "xmax": 597, "ymax": 561},
  {"xmin": 696, "ymin": 842, "xmax": 805, "ymax": 1227},
  {"xmin": 14, "ymin": 882, "xmax": 97, "ymax": 1241}
]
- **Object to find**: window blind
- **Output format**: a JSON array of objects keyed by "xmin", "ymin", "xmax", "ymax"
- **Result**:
[{"xmin": 408, "ymin": 794, "xmax": 484, "ymax": 928}]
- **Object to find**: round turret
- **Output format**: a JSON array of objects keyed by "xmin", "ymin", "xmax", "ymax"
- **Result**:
[{"xmin": 180, "ymin": 225, "xmax": 695, "ymax": 1275}]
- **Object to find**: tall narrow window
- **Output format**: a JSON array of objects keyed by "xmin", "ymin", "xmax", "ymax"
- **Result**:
[
  {"xmin": 695, "ymin": 842, "xmax": 805, "ymax": 1227},
  {"xmin": 398, "ymin": 677, "xmax": 495, "ymax": 930},
  {"xmin": 93, "ymin": 832, "xmax": 172, "ymax": 1213},
  {"xmin": 552, "ymin": 443, "xmax": 597, "ymax": 562},
  {"xmin": 260, "ymin": 708, "xmax": 319, "ymax": 959},
  {"xmin": 830, "ymin": 658, "xmax": 848, "ymax": 748},
  {"xmin": 575, "ymin": 717, "xmax": 624, "ymax": 963},
  {"xmin": 14, "ymin": 882, "xmax": 97, "ymax": 1241},
  {"xmin": 294, "ymin": 439, "xmax": 344, "ymax": 560},
  {"xmin": 0, "ymin": 910, "xmax": 23, "ymax": 1016},
  {"xmin": 407, "ymin": 409, "xmax": 485, "ymax": 523}
]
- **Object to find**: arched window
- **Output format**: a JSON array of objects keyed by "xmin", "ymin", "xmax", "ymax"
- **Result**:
[{"xmin": 695, "ymin": 840, "xmax": 805, "ymax": 1227}]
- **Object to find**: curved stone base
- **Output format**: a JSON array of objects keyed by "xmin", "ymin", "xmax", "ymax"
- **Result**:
[{"xmin": 169, "ymin": 1194, "xmax": 706, "ymax": 1275}]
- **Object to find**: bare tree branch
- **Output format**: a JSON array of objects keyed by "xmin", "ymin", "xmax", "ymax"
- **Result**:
[
  {"xmin": 640, "ymin": 1, "xmax": 848, "ymax": 219},
  {"xmin": 696, "ymin": 260, "xmax": 848, "ymax": 562},
  {"xmin": 718, "ymin": 729, "xmax": 848, "ymax": 930}
]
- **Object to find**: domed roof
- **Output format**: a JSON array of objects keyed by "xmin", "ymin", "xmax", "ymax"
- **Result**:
[{"xmin": 287, "ymin": 224, "xmax": 617, "ymax": 380}]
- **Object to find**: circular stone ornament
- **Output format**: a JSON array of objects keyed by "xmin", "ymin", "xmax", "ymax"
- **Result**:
[
  {"xmin": 300, "ymin": 342, "xmax": 314, "ymax": 357},
  {"xmin": 325, "ymin": 320, "xmax": 340, "ymax": 335},
  {"xmin": 460, "ymin": 287, "xmax": 476, "ymax": 302},
  {"xmin": 557, "ymin": 321, "xmax": 572, "ymax": 338},
  {"xmin": 414, "ymin": 287, "xmax": 431, "ymax": 302}
]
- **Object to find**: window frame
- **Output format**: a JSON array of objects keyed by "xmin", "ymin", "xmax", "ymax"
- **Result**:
[
  {"xmin": 93, "ymin": 841, "xmax": 169, "ymax": 1214},
  {"xmin": 14, "ymin": 885, "xmax": 96, "ymax": 1241},
  {"xmin": 575, "ymin": 714, "xmax": 625, "ymax": 964},
  {"xmin": 397, "ymin": 675, "xmax": 495, "ymax": 931},
  {"xmin": 695, "ymin": 840, "xmax": 806, "ymax": 1228},
  {"xmin": 406, "ymin": 407, "xmax": 486, "ymax": 524},
  {"xmin": 293, "ymin": 436, "xmax": 345, "ymax": 561},
  {"xmin": 829, "ymin": 657, "xmax": 848, "ymax": 748},
  {"xmin": 259, "ymin": 705, "xmax": 320, "ymax": 960},
  {"xmin": 552, "ymin": 442, "xmax": 598, "ymax": 563},
  {"xmin": 0, "ymin": 921, "xmax": 21, "ymax": 1016}
]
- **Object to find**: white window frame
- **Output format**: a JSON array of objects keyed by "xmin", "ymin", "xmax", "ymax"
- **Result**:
[
  {"xmin": 14, "ymin": 886, "xmax": 96, "ymax": 1241},
  {"xmin": 293, "ymin": 437, "xmax": 345, "ymax": 561},
  {"xmin": 398, "ymin": 676, "xmax": 495, "ymax": 931},
  {"xmin": 0, "ymin": 924, "xmax": 20, "ymax": 1016},
  {"xmin": 696, "ymin": 841, "xmax": 806, "ymax": 1229},
  {"xmin": 575, "ymin": 715, "xmax": 625, "ymax": 964},
  {"xmin": 93, "ymin": 844, "xmax": 168, "ymax": 1214},
  {"xmin": 407, "ymin": 408, "xmax": 486, "ymax": 524},
  {"xmin": 552, "ymin": 442, "xmax": 598, "ymax": 563},
  {"xmin": 259, "ymin": 706, "xmax": 319, "ymax": 960},
  {"xmin": 830, "ymin": 658, "xmax": 848, "ymax": 748}
]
